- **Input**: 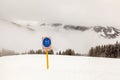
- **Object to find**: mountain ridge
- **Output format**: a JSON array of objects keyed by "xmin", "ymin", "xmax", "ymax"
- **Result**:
[
  {"xmin": 9, "ymin": 19, "xmax": 120, "ymax": 39},
  {"xmin": 0, "ymin": 19, "xmax": 119, "ymax": 53}
]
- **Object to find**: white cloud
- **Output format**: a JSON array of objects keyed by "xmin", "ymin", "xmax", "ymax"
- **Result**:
[{"xmin": 0, "ymin": 0, "xmax": 120, "ymax": 26}]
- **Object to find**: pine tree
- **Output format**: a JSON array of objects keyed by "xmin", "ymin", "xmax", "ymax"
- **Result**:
[
  {"xmin": 28, "ymin": 50, "xmax": 35, "ymax": 54},
  {"xmin": 48, "ymin": 50, "xmax": 54, "ymax": 54},
  {"xmin": 36, "ymin": 49, "xmax": 42, "ymax": 54}
]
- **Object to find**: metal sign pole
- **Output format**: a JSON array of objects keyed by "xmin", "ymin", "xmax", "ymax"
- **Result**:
[{"xmin": 46, "ymin": 49, "xmax": 49, "ymax": 69}]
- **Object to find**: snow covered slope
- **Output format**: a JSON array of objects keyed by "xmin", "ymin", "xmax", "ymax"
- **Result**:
[
  {"xmin": 0, "ymin": 55, "xmax": 120, "ymax": 80},
  {"xmin": 0, "ymin": 19, "xmax": 120, "ymax": 54}
]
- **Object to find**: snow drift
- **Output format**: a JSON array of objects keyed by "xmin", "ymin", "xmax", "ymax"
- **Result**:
[{"xmin": 0, "ymin": 55, "xmax": 120, "ymax": 80}]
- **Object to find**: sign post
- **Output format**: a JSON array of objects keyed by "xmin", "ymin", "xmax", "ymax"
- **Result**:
[
  {"xmin": 46, "ymin": 49, "xmax": 49, "ymax": 69},
  {"xmin": 42, "ymin": 37, "xmax": 52, "ymax": 69}
]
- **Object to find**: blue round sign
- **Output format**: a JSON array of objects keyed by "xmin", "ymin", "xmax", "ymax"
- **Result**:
[{"xmin": 43, "ymin": 37, "xmax": 51, "ymax": 47}]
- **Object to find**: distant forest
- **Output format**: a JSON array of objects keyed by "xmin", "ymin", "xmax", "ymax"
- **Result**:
[
  {"xmin": 1, "ymin": 41, "xmax": 120, "ymax": 58},
  {"xmin": 89, "ymin": 41, "xmax": 120, "ymax": 58}
]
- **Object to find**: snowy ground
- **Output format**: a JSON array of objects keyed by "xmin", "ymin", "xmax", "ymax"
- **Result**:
[{"xmin": 0, "ymin": 55, "xmax": 120, "ymax": 80}]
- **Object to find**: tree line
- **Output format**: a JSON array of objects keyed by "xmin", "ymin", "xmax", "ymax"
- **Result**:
[
  {"xmin": 0, "ymin": 49, "xmax": 54, "ymax": 57},
  {"xmin": 0, "ymin": 48, "xmax": 81, "ymax": 57},
  {"xmin": 56, "ymin": 49, "xmax": 81, "ymax": 56},
  {"xmin": 89, "ymin": 41, "xmax": 120, "ymax": 58},
  {"xmin": 1, "ymin": 41, "xmax": 120, "ymax": 58},
  {"xmin": 26, "ymin": 49, "xmax": 54, "ymax": 54},
  {"xmin": 0, "ymin": 49, "xmax": 19, "ymax": 57}
]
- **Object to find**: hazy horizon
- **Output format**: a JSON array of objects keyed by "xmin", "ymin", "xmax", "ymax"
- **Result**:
[{"xmin": 0, "ymin": 0, "xmax": 120, "ymax": 26}]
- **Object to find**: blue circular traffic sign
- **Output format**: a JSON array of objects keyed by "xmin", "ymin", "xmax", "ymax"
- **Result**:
[{"xmin": 43, "ymin": 37, "xmax": 51, "ymax": 47}]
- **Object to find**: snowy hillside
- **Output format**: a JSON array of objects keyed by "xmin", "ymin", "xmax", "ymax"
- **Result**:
[
  {"xmin": 0, "ymin": 19, "xmax": 120, "ymax": 54},
  {"xmin": 0, "ymin": 55, "xmax": 120, "ymax": 80}
]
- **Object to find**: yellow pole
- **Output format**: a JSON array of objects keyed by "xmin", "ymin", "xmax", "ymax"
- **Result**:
[{"xmin": 46, "ymin": 49, "xmax": 49, "ymax": 69}]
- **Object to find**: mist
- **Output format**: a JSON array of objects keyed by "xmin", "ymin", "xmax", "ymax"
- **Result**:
[
  {"xmin": 0, "ymin": 0, "xmax": 120, "ymax": 26},
  {"xmin": 0, "ymin": 0, "xmax": 120, "ymax": 53}
]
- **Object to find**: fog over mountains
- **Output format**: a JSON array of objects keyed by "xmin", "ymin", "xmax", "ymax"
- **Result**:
[
  {"xmin": 0, "ymin": 19, "xmax": 119, "ymax": 54},
  {"xmin": 0, "ymin": 0, "xmax": 120, "ymax": 53}
]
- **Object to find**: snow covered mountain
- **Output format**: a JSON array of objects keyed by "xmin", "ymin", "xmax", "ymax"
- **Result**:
[
  {"xmin": 11, "ymin": 19, "xmax": 120, "ymax": 39},
  {"xmin": 0, "ymin": 19, "xmax": 120, "ymax": 54}
]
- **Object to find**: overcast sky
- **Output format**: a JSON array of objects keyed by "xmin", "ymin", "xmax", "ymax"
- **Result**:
[{"xmin": 0, "ymin": 0, "xmax": 120, "ymax": 26}]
